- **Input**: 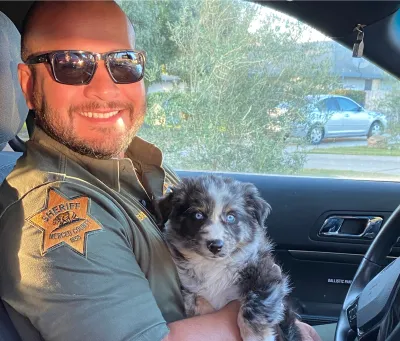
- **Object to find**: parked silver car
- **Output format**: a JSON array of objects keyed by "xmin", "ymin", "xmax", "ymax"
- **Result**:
[{"xmin": 291, "ymin": 95, "xmax": 388, "ymax": 144}]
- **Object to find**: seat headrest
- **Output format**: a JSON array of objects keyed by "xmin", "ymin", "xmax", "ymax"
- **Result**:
[{"xmin": 0, "ymin": 12, "xmax": 28, "ymax": 150}]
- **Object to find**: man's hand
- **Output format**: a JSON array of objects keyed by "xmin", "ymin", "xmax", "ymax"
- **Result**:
[{"xmin": 296, "ymin": 320, "xmax": 323, "ymax": 341}]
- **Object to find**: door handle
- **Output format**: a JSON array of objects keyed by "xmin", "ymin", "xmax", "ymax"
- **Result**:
[{"xmin": 318, "ymin": 215, "xmax": 383, "ymax": 240}]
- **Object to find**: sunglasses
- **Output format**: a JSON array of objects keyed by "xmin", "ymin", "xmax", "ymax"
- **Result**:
[{"xmin": 25, "ymin": 49, "xmax": 146, "ymax": 86}]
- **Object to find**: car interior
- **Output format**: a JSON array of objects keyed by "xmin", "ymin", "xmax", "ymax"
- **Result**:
[{"xmin": 1, "ymin": 1, "xmax": 400, "ymax": 341}]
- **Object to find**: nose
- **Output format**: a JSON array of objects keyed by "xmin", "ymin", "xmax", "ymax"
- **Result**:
[
  {"xmin": 207, "ymin": 239, "xmax": 224, "ymax": 254},
  {"xmin": 83, "ymin": 61, "xmax": 120, "ymax": 101}
]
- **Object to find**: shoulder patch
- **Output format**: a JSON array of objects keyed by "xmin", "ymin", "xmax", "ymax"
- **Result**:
[{"xmin": 26, "ymin": 188, "xmax": 103, "ymax": 257}]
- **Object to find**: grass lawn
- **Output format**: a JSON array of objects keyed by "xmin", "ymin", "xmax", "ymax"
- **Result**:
[
  {"xmin": 298, "ymin": 168, "xmax": 400, "ymax": 181},
  {"xmin": 308, "ymin": 145, "xmax": 400, "ymax": 157}
]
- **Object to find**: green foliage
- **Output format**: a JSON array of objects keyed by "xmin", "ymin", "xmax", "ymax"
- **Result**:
[
  {"xmin": 375, "ymin": 85, "xmax": 400, "ymax": 121},
  {"xmin": 121, "ymin": 0, "xmax": 340, "ymax": 174},
  {"xmin": 330, "ymin": 89, "xmax": 366, "ymax": 106},
  {"xmin": 370, "ymin": 85, "xmax": 400, "ymax": 142},
  {"xmin": 118, "ymin": 0, "xmax": 182, "ymax": 86}
]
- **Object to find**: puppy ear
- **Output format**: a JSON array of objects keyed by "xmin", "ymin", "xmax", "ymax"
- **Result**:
[
  {"xmin": 155, "ymin": 191, "xmax": 175, "ymax": 228},
  {"xmin": 254, "ymin": 197, "xmax": 272, "ymax": 227},
  {"xmin": 245, "ymin": 184, "xmax": 272, "ymax": 227}
]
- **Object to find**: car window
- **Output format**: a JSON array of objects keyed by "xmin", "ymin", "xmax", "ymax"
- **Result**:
[
  {"xmin": 319, "ymin": 98, "xmax": 339, "ymax": 112},
  {"xmin": 118, "ymin": 0, "xmax": 400, "ymax": 181},
  {"xmin": 336, "ymin": 97, "xmax": 360, "ymax": 112}
]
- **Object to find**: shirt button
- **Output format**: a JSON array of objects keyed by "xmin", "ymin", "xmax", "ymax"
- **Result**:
[{"xmin": 140, "ymin": 200, "xmax": 147, "ymax": 207}]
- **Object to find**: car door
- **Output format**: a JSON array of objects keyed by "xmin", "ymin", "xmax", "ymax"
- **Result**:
[
  {"xmin": 336, "ymin": 97, "xmax": 371, "ymax": 135},
  {"xmin": 319, "ymin": 97, "xmax": 343, "ymax": 136}
]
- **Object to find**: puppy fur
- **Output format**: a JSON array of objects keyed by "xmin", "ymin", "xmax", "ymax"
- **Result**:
[{"xmin": 158, "ymin": 175, "xmax": 301, "ymax": 341}]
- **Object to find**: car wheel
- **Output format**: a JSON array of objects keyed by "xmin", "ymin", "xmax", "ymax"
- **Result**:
[
  {"xmin": 368, "ymin": 121, "xmax": 383, "ymax": 137},
  {"xmin": 308, "ymin": 125, "xmax": 324, "ymax": 145}
]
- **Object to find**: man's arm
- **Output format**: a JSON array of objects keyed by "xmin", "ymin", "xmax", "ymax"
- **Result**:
[{"xmin": 164, "ymin": 301, "xmax": 242, "ymax": 341}]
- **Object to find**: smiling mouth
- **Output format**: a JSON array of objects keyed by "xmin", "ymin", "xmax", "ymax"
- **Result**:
[{"xmin": 79, "ymin": 110, "xmax": 121, "ymax": 119}]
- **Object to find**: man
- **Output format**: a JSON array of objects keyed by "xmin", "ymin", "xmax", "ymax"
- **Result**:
[{"xmin": 0, "ymin": 1, "xmax": 323, "ymax": 340}]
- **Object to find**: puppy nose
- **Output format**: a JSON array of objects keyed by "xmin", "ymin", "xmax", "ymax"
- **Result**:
[{"xmin": 207, "ymin": 239, "xmax": 224, "ymax": 254}]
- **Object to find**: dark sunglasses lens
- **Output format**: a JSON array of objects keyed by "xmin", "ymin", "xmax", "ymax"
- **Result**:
[
  {"xmin": 107, "ymin": 51, "xmax": 144, "ymax": 84},
  {"xmin": 53, "ymin": 52, "xmax": 95, "ymax": 85}
]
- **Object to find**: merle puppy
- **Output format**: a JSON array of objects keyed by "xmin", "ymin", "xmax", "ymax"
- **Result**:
[{"xmin": 157, "ymin": 174, "xmax": 301, "ymax": 341}]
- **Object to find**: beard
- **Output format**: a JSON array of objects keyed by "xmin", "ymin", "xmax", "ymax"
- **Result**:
[{"xmin": 32, "ymin": 90, "xmax": 146, "ymax": 159}]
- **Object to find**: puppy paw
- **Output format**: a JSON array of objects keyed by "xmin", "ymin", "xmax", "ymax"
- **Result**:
[
  {"xmin": 195, "ymin": 296, "xmax": 215, "ymax": 315},
  {"xmin": 238, "ymin": 309, "xmax": 276, "ymax": 341}
]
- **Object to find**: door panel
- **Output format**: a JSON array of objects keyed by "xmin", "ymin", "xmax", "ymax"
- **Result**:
[
  {"xmin": 324, "ymin": 112, "xmax": 344, "ymax": 135},
  {"xmin": 176, "ymin": 170, "xmax": 400, "ymax": 325},
  {"xmin": 318, "ymin": 98, "xmax": 343, "ymax": 135},
  {"xmin": 344, "ymin": 111, "xmax": 371, "ymax": 134}
]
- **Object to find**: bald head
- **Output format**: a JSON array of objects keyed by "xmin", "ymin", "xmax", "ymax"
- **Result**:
[{"xmin": 21, "ymin": 1, "xmax": 135, "ymax": 61}]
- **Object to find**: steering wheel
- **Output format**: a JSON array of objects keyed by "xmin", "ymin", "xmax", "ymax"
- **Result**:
[{"xmin": 335, "ymin": 204, "xmax": 400, "ymax": 341}]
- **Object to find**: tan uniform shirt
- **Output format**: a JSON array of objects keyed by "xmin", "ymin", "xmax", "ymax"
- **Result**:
[{"xmin": 0, "ymin": 127, "xmax": 185, "ymax": 341}]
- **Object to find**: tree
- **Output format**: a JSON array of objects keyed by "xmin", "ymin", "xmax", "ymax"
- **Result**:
[
  {"xmin": 121, "ymin": 0, "xmax": 340, "ymax": 174},
  {"xmin": 118, "ymin": 0, "xmax": 182, "ymax": 85}
]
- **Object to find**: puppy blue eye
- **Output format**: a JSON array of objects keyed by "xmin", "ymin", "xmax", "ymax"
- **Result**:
[
  {"xmin": 226, "ymin": 214, "xmax": 236, "ymax": 223},
  {"xmin": 194, "ymin": 212, "xmax": 204, "ymax": 220}
]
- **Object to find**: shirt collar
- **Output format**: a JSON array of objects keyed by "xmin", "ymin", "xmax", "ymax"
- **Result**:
[{"xmin": 29, "ymin": 126, "xmax": 165, "ymax": 198}]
